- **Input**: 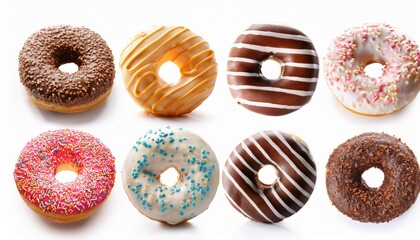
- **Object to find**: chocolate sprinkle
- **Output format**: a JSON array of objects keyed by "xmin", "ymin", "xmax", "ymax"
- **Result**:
[
  {"xmin": 326, "ymin": 132, "xmax": 419, "ymax": 223},
  {"xmin": 18, "ymin": 25, "xmax": 115, "ymax": 108}
]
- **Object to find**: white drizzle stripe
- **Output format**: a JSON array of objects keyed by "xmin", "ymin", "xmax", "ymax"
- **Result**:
[
  {"xmin": 270, "ymin": 185, "xmax": 296, "ymax": 214},
  {"xmin": 227, "ymin": 157, "xmax": 286, "ymax": 220},
  {"xmin": 273, "ymin": 131, "xmax": 317, "ymax": 176},
  {"xmin": 284, "ymin": 62, "xmax": 319, "ymax": 69},
  {"xmin": 224, "ymin": 191, "xmax": 253, "ymax": 219},
  {"xmin": 241, "ymin": 30, "xmax": 311, "ymax": 42},
  {"xmin": 227, "ymin": 57, "xmax": 260, "ymax": 64},
  {"xmin": 227, "ymin": 71, "xmax": 318, "ymax": 83},
  {"xmin": 260, "ymin": 132, "xmax": 315, "ymax": 188},
  {"xmin": 227, "ymin": 57, "xmax": 319, "ymax": 69},
  {"xmin": 282, "ymin": 76, "xmax": 318, "ymax": 83},
  {"xmin": 232, "ymin": 43, "xmax": 318, "ymax": 56},
  {"xmin": 277, "ymin": 181, "xmax": 305, "ymax": 207},
  {"xmin": 227, "ymin": 71, "xmax": 261, "ymax": 77},
  {"xmin": 235, "ymin": 98, "xmax": 301, "ymax": 110},
  {"xmin": 229, "ymin": 85, "xmax": 314, "ymax": 97},
  {"xmin": 233, "ymin": 149, "xmax": 258, "ymax": 174},
  {"xmin": 249, "ymin": 136, "xmax": 311, "ymax": 197},
  {"xmin": 241, "ymin": 142, "xmax": 265, "ymax": 167},
  {"xmin": 223, "ymin": 169, "xmax": 273, "ymax": 223}
]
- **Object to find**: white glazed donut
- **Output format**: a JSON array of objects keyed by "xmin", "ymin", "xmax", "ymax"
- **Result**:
[
  {"xmin": 324, "ymin": 23, "xmax": 420, "ymax": 116},
  {"xmin": 122, "ymin": 127, "xmax": 219, "ymax": 225}
]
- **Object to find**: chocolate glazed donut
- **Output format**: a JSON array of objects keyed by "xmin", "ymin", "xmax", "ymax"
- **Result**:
[
  {"xmin": 227, "ymin": 24, "xmax": 319, "ymax": 116},
  {"xmin": 222, "ymin": 130, "xmax": 317, "ymax": 223},
  {"xmin": 19, "ymin": 25, "xmax": 115, "ymax": 113},
  {"xmin": 326, "ymin": 133, "xmax": 420, "ymax": 223}
]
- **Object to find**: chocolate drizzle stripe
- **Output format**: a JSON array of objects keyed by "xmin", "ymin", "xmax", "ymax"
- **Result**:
[
  {"xmin": 223, "ymin": 168, "xmax": 274, "ymax": 222},
  {"xmin": 270, "ymin": 186, "xmax": 297, "ymax": 214},
  {"xmin": 232, "ymin": 43, "xmax": 317, "ymax": 56},
  {"xmin": 227, "ymin": 157, "xmax": 287, "ymax": 220},
  {"xmin": 241, "ymin": 30, "xmax": 312, "ymax": 42},
  {"xmin": 248, "ymin": 136, "xmax": 311, "ymax": 197},
  {"xmin": 229, "ymin": 85, "xmax": 314, "ymax": 97},
  {"xmin": 224, "ymin": 192, "xmax": 253, "ymax": 219},
  {"xmin": 260, "ymin": 132, "xmax": 315, "ymax": 187},
  {"xmin": 273, "ymin": 132, "xmax": 316, "ymax": 176}
]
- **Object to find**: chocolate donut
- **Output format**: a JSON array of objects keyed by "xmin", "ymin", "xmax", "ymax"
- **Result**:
[
  {"xmin": 227, "ymin": 24, "xmax": 319, "ymax": 116},
  {"xmin": 19, "ymin": 25, "xmax": 115, "ymax": 113},
  {"xmin": 222, "ymin": 130, "xmax": 317, "ymax": 223},
  {"xmin": 326, "ymin": 133, "xmax": 419, "ymax": 223}
]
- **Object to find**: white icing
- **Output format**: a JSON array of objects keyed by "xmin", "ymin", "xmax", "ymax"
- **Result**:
[
  {"xmin": 324, "ymin": 23, "xmax": 420, "ymax": 115},
  {"xmin": 234, "ymin": 98, "xmax": 302, "ymax": 110},
  {"xmin": 122, "ymin": 127, "xmax": 219, "ymax": 225}
]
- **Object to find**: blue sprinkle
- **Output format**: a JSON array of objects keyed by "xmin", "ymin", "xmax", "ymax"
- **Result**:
[{"xmin": 180, "ymin": 211, "xmax": 184, "ymax": 216}]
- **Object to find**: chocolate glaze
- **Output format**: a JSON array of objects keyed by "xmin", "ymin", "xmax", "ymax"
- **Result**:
[
  {"xmin": 222, "ymin": 130, "xmax": 317, "ymax": 223},
  {"xmin": 227, "ymin": 24, "xmax": 319, "ymax": 116},
  {"xmin": 19, "ymin": 25, "xmax": 115, "ymax": 108},
  {"xmin": 326, "ymin": 132, "xmax": 420, "ymax": 223}
]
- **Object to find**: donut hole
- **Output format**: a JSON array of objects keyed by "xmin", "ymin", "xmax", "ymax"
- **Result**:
[
  {"xmin": 257, "ymin": 165, "xmax": 279, "ymax": 188},
  {"xmin": 364, "ymin": 63, "xmax": 384, "ymax": 78},
  {"xmin": 59, "ymin": 63, "xmax": 79, "ymax": 74},
  {"xmin": 158, "ymin": 61, "xmax": 181, "ymax": 85},
  {"xmin": 261, "ymin": 58, "xmax": 283, "ymax": 81},
  {"xmin": 55, "ymin": 47, "xmax": 81, "ymax": 74},
  {"xmin": 159, "ymin": 167, "xmax": 181, "ymax": 187},
  {"xmin": 362, "ymin": 167, "xmax": 385, "ymax": 189},
  {"xmin": 55, "ymin": 163, "xmax": 78, "ymax": 183}
]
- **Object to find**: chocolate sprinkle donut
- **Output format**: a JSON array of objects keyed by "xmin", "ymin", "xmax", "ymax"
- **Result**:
[
  {"xmin": 19, "ymin": 25, "xmax": 115, "ymax": 112},
  {"xmin": 326, "ymin": 132, "xmax": 419, "ymax": 223}
]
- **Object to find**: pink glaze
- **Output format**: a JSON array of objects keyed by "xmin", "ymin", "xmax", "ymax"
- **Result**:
[{"xmin": 14, "ymin": 129, "xmax": 115, "ymax": 215}]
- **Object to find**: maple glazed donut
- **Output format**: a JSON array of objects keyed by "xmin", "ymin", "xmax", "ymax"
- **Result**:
[
  {"xmin": 19, "ymin": 25, "xmax": 115, "ymax": 113},
  {"xmin": 222, "ymin": 130, "xmax": 317, "ymax": 223},
  {"xmin": 326, "ymin": 133, "xmax": 419, "ymax": 223},
  {"xmin": 227, "ymin": 24, "xmax": 319, "ymax": 116},
  {"xmin": 14, "ymin": 129, "xmax": 116, "ymax": 223},
  {"xmin": 120, "ymin": 25, "xmax": 217, "ymax": 116},
  {"xmin": 324, "ymin": 23, "xmax": 420, "ymax": 116},
  {"xmin": 122, "ymin": 127, "xmax": 219, "ymax": 225}
]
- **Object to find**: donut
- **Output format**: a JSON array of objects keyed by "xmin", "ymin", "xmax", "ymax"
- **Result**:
[
  {"xmin": 326, "ymin": 132, "xmax": 419, "ymax": 223},
  {"xmin": 119, "ymin": 26, "xmax": 217, "ymax": 116},
  {"xmin": 122, "ymin": 127, "xmax": 219, "ymax": 225},
  {"xmin": 227, "ymin": 24, "xmax": 319, "ymax": 116},
  {"xmin": 19, "ymin": 25, "xmax": 115, "ymax": 113},
  {"xmin": 13, "ymin": 129, "xmax": 116, "ymax": 223},
  {"xmin": 222, "ymin": 130, "xmax": 317, "ymax": 223},
  {"xmin": 324, "ymin": 23, "xmax": 420, "ymax": 116}
]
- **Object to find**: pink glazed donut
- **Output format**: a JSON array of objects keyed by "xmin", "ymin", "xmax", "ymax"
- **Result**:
[
  {"xmin": 13, "ymin": 129, "xmax": 116, "ymax": 223},
  {"xmin": 324, "ymin": 23, "xmax": 420, "ymax": 116}
]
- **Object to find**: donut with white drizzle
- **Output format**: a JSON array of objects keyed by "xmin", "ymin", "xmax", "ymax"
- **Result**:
[
  {"xmin": 222, "ymin": 130, "xmax": 316, "ymax": 223},
  {"xmin": 324, "ymin": 23, "xmax": 420, "ymax": 115},
  {"xmin": 227, "ymin": 24, "xmax": 319, "ymax": 116},
  {"xmin": 122, "ymin": 127, "xmax": 219, "ymax": 225}
]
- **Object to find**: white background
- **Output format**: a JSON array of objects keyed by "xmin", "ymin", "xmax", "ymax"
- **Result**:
[{"xmin": 0, "ymin": 0, "xmax": 419, "ymax": 239}]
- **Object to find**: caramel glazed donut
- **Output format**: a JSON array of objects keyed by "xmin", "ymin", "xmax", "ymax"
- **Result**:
[
  {"xmin": 326, "ymin": 133, "xmax": 419, "ymax": 223},
  {"xmin": 222, "ymin": 130, "xmax": 316, "ymax": 223},
  {"xmin": 227, "ymin": 24, "xmax": 319, "ymax": 116},
  {"xmin": 324, "ymin": 23, "xmax": 420, "ymax": 116},
  {"xmin": 19, "ymin": 25, "xmax": 115, "ymax": 113},
  {"xmin": 120, "ymin": 25, "xmax": 217, "ymax": 116}
]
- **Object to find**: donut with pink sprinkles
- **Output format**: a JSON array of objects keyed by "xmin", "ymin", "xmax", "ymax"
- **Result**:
[
  {"xmin": 324, "ymin": 23, "xmax": 420, "ymax": 116},
  {"xmin": 13, "ymin": 129, "xmax": 116, "ymax": 223}
]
